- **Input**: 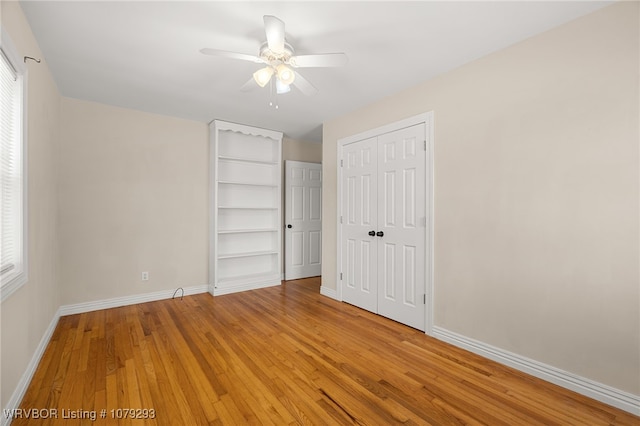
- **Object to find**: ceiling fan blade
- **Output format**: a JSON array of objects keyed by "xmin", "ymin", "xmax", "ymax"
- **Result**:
[
  {"xmin": 264, "ymin": 15, "xmax": 285, "ymax": 54},
  {"xmin": 292, "ymin": 71, "xmax": 318, "ymax": 96},
  {"xmin": 240, "ymin": 77, "xmax": 259, "ymax": 92},
  {"xmin": 289, "ymin": 53, "xmax": 348, "ymax": 68},
  {"xmin": 200, "ymin": 48, "xmax": 264, "ymax": 63}
]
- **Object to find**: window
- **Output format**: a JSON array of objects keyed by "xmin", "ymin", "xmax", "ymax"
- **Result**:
[{"xmin": 1, "ymin": 30, "xmax": 27, "ymax": 302}]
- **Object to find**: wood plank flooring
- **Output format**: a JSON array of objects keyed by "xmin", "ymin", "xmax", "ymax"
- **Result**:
[{"xmin": 13, "ymin": 277, "xmax": 639, "ymax": 425}]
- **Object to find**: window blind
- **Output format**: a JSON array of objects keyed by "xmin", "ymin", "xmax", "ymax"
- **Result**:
[{"xmin": 0, "ymin": 49, "xmax": 21, "ymax": 277}]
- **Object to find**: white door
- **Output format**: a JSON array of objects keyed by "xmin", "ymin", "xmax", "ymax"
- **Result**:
[
  {"xmin": 341, "ymin": 124, "xmax": 426, "ymax": 330},
  {"xmin": 376, "ymin": 125, "xmax": 426, "ymax": 330},
  {"xmin": 341, "ymin": 137, "xmax": 378, "ymax": 312},
  {"xmin": 284, "ymin": 161, "xmax": 322, "ymax": 280}
]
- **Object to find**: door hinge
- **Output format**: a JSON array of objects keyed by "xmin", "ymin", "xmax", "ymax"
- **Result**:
[
  {"xmin": 423, "ymin": 294, "xmax": 426, "ymax": 304},
  {"xmin": 340, "ymin": 216, "xmax": 343, "ymax": 224},
  {"xmin": 340, "ymin": 159, "xmax": 344, "ymax": 167},
  {"xmin": 340, "ymin": 273, "xmax": 343, "ymax": 280},
  {"xmin": 423, "ymin": 140, "xmax": 427, "ymax": 151}
]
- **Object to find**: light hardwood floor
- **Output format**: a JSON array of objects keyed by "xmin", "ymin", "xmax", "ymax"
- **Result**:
[{"xmin": 14, "ymin": 277, "xmax": 639, "ymax": 425}]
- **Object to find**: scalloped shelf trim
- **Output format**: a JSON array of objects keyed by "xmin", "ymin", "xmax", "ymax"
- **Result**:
[{"xmin": 214, "ymin": 120, "xmax": 283, "ymax": 141}]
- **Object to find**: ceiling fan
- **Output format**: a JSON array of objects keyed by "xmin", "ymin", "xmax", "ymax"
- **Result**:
[{"xmin": 200, "ymin": 15, "xmax": 348, "ymax": 96}]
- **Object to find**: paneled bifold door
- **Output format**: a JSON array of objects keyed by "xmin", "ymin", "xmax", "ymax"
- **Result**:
[{"xmin": 340, "ymin": 123, "xmax": 427, "ymax": 330}]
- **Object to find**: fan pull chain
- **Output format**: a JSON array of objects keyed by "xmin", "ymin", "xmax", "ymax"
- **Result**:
[{"xmin": 268, "ymin": 79, "xmax": 279, "ymax": 109}]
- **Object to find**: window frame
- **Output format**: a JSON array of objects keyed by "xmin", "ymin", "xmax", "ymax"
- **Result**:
[{"xmin": 1, "ymin": 28, "xmax": 28, "ymax": 302}]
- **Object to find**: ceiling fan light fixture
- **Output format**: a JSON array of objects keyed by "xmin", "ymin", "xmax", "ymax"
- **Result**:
[
  {"xmin": 200, "ymin": 15, "xmax": 345, "ymax": 97},
  {"xmin": 276, "ymin": 64, "xmax": 295, "ymax": 85},
  {"xmin": 276, "ymin": 79, "xmax": 291, "ymax": 94},
  {"xmin": 253, "ymin": 66, "xmax": 274, "ymax": 87}
]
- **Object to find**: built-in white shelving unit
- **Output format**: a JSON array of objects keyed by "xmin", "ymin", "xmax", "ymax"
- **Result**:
[{"xmin": 209, "ymin": 120, "xmax": 283, "ymax": 295}]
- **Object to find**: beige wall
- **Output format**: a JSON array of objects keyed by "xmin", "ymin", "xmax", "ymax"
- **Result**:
[
  {"xmin": 283, "ymin": 137, "xmax": 322, "ymax": 163},
  {"xmin": 59, "ymin": 98, "xmax": 209, "ymax": 305},
  {"xmin": 322, "ymin": 2, "xmax": 639, "ymax": 395},
  {"xmin": 58, "ymin": 113, "xmax": 318, "ymax": 305},
  {"xmin": 0, "ymin": 1, "xmax": 61, "ymax": 409}
]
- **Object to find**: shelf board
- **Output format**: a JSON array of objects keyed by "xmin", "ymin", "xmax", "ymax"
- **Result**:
[
  {"xmin": 218, "ymin": 228, "xmax": 278, "ymax": 234},
  {"xmin": 218, "ymin": 155, "xmax": 278, "ymax": 165},
  {"xmin": 218, "ymin": 206, "xmax": 278, "ymax": 210},
  {"xmin": 217, "ymin": 272, "xmax": 281, "ymax": 286},
  {"xmin": 218, "ymin": 180, "xmax": 278, "ymax": 187},
  {"xmin": 218, "ymin": 250, "xmax": 278, "ymax": 260}
]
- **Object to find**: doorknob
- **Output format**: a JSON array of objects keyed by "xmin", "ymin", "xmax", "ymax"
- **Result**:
[
  {"xmin": 376, "ymin": 231, "xmax": 384, "ymax": 237},
  {"xmin": 368, "ymin": 230, "xmax": 375, "ymax": 236},
  {"xmin": 287, "ymin": 224, "xmax": 292, "ymax": 228}
]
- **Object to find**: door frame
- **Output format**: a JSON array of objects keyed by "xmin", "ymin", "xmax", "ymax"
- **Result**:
[{"xmin": 336, "ymin": 112, "xmax": 434, "ymax": 336}]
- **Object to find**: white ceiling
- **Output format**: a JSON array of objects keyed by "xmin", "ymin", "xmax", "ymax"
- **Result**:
[{"xmin": 19, "ymin": 1, "xmax": 610, "ymax": 142}]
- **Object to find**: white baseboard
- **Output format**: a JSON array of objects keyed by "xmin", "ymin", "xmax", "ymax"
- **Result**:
[
  {"xmin": 59, "ymin": 285, "xmax": 209, "ymax": 316},
  {"xmin": 432, "ymin": 326, "xmax": 640, "ymax": 416},
  {"xmin": 1, "ymin": 308, "xmax": 61, "ymax": 426},
  {"xmin": 320, "ymin": 285, "xmax": 338, "ymax": 300}
]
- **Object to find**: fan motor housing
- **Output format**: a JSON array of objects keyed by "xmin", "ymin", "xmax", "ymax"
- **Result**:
[{"xmin": 259, "ymin": 42, "xmax": 294, "ymax": 64}]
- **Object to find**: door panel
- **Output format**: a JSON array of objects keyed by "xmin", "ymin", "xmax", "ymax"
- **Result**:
[
  {"xmin": 309, "ymin": 187, "xmax": 322, "ymax": 220},
  {"xmin": 292, "ymin": 186, "xmax": 304, "ymax": 220},
  {"xmin": 376, "ymin": 124, "xmax": 426, "ymax": 330},
  {"xmin": 285, "ymin": 161, "xmax": 322, "ymax": 280},
  {"xmin": 291, "ymin": 231, "xmax": 304, "ymax": 266},
  {"xmin": 341, "ymin": 137, "xmax": 378, "ymax": 312},
  {"xmin": 383, "ymin": 242, "xmax": 396, "ymax": 298},
  {"xmin": 308, "ymin": 230, "xmax": 322, "ymax": 265}
]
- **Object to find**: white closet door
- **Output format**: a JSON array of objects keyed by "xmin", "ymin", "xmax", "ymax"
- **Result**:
[
  {"xmin": 341, "ymin": 137, "xmax": 378, "ymax": 312},
  {"xmin": 284, "ymin": 161, "xmax": 322, "ymax": 280},
  {"xmin": 340, "ymin": 123, "xmax": 427, "ymax": 331},
  {"xmin": 376, "ymin": 124, "xmax": 426, "ymax": 330}
]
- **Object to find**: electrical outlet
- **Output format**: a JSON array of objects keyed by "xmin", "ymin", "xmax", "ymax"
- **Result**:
[{"xmin": 141, "ymin": 271, "xmax": 149, "ymax": 281}]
